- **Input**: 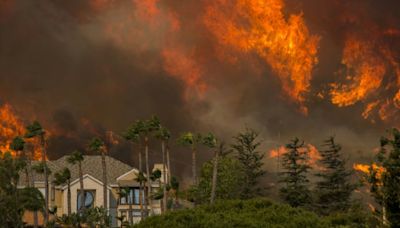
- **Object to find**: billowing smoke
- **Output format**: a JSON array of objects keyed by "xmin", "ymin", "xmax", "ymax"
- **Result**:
[{"xmin": 0, "ymin": 0, "xmax": 399, "ymax": 179}]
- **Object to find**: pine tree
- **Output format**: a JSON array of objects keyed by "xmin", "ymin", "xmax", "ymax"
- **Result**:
[
  {"xmin": 280, "ymin": 138, "xmax": 312, "ymax": 207},
  {"xmin": 231, "ymin": 128, "xmax": 265, "ymax": 199},
  {"xmin": 314, "ymin": 137, "xmax": 355, "ymax": 215},
  {"xmin": 369, "ymin": 128, "xmax": 400, "ymax": 227}
]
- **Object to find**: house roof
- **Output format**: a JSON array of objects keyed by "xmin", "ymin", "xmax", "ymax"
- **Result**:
[{"xmin": 18, "ymin": 155, "xmax": 134, "ymax": 186}]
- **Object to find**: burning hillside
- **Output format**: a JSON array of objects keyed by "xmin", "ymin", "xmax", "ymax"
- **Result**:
[
  {"xmin": 0, "ymin": 0, "xmax": 399, "ymax": 169},
  {"xmin": 0, "ymin": 103, "xmax": 42, "ymax": 159}
]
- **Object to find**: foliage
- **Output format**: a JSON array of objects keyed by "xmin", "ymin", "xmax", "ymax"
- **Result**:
[
  {"xmin": 151, "ymin": 169, "xmax": 162, "ymax": 181},
  {"xmin": 190, "ymin": 156, "xmax": 245, "ymax": 204},
  {"xmin": 231, "ymin": 128, "xmax": 265, "ymax": 199},
  {"xmin": 322, "ymin": 203, "xmax": 375, "ymax": 228},
  {"xmin": 135, "ymin": 171, "xmax": 147, "ymax": 184},
  {"xmin": 170, "ymin": 176, "xmax": 180, "ymax": 191},
  {"xmin": 145, "ymin": 116, "xmax": 162, "ymax": 134},
  {"xmin": 123, "ymin": 123, "xmax": 141, "ymax": 142},
  {"xmin": 67, "ymin": 150, "xmax": 84, "ymax": 165},
  {"xmin": 53, "ymin": 168, "xmax": 71, "ymax": 185},
  {"xmin": 24, "ymin": 121, "xmax": 45, "ymax": 138},
  {"xmin": 202, "ymin": 133, "xmax": 217, "ymax": 148},
  {"xmin": 133, "ymin": 198, "xmax": 327, "ymax": 228},
  {"xmin": 280, "ymin": 138, "xmax": 312, "ymax": 208},
  {"xmin": 56, "ymin": 207, "xmax": 110, "ymax": 227},
  {"xmin": 131, "ymin": 116, "xmax": 161, "ymax": 137},
  {"xmin": 177, "ymin": 132, "xmax": 203, "ymax": 148},
  {"xmin": 314, "ymin": 137, "xmax": 356, "ymax": 215},
  {"xmin": 0, "ymin": 152, "xmax": 44, "ymax": 227},
  {"xmin": 88, "ymin": 137, "xmax": 105, "ymax": 152},
  {"xmin": 10, "ymin": 136, "xmax": 25, "ymax": 152},
  {"xmin": 368, "ymin": 128, "xmax": 400, "ymax": 227},
  {"xmin": 32, "ymin": 161, "xmax": 51, "ymax": 175},
  {"xmin": 155, "ymin": 126, "xmax": 171, "ymax": 141},
  {"xmin": 84, "ymin": 206, "xmax": 111, "ymax": 228}
]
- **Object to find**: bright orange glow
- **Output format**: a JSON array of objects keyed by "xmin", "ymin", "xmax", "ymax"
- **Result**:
[
  {"xmin": 362, "ymin": 101, "xmax": 379, "ymax": 120},
  {"xmin": 269, "ymin": 145, "xmax": 286, "ymax": 158},
  {"xmin": 330, "ymin": 36, "xmax": 386, "ymax": 107},
  {"xmin": 353, "ymin": 163, "xmax": 385, "ymax": 181},
  {"xmin": 0, "ymin": 103, "xmax": 42, "ymax": 160},
  {"xmin": 306, "ymin": 144, "xmax": 322, "ymax": 169},
  {"xmin": 162, "ymin": 47, "xmax": 207, "ymax": 97},
  {"xmin": 204, "ymin": 0, "xmax": 320, "ymax": 109},
  {"xmin": 269, "ymin": 143, "xmax": 322, "ymax": 169},
  {"xmin": 101, "ymin": 0, "xmax": 205, "ymax": 96},
  {"xmin": 330, "ymin": 29, "xmax": 400, "ymax": 122},
  {"xmin": 353, "ymin": 163, "xmax": 370, "ymax": 174}
]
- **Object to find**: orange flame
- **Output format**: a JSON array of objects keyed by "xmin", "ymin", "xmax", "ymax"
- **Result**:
[
  {"xmin": 0, "ymin": 103, "xmax": 42, "ymax": 160},
  {"xmin": 269, "ymin": 143, "xmax": 322, "ymax": 169},
  {"xmin": 269, "ymin": 145, "xmax": 286, "ymax": 158},
  {"xmin": 203, "ymin": 0, "xmax": 320, "ymax": 111},
  {"xmin": 353, "ymin": 163, "xmax": 385, "ymax": 181},
  {"xmin": 330, "ymin": 29, "xmax": 400, "ymax": 123},
  {"xmin": 330, "ymin": 36, "xmax": 386, "ymax": 107},
  {"xmin": 100, "ymin": 0, "xmax": 205, "ymax": 96}
]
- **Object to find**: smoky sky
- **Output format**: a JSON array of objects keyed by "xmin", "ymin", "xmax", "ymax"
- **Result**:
[{"xmin": 0, "ymin": 0, "xmax": 399, "ymax": 178}]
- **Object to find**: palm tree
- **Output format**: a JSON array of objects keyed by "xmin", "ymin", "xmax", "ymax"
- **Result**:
[
  {"xmin": 118, "ymin": 187, "xmax": 133, "ymax": 225},
  {"xmin": 123, "ymin": 123, "xmax": 142, "ymax": 173},
  {"xmin": 88, "ymin": 137, "xmax": 108, "ymax": 209},
  {"xmin": 67, "ymin": 150, "xmax": 85, "ymax": 213},
  {"xmin": 53, "ymin": 168, "xmax": 71, "ymax": 215},
  {"xmin": 10, "ymin": 136, "xmax": 29, "ymax": 187},
  {"xmin": 166, "ymin": 143, "xmax": 171, "ymax": 185},
  {"xmin": 137, "ymin": 116, "xmax": 161, "ymax": 215},
  {"xmin": 170, "ymin": 176, "xmax": 180, "ymax": 209},
  {"xmin": 31, "ymin": 162, "xmax": 52, "ymax": 225},
  {"xmin": 25, "ymin": 121, "xmax": 49, "ymax": 224},
  {"xmin": 134, "ymin": 171, "xmax": 147, "ymax": 220},
  {"xmin": 177, "ymin": 132, "xmax": 203, "ymax": 186},
  {"xmin": 203, "ymin": 133, "xmax": 218, "ymax": 204},
  {"xmin": 155, "ymin": 126, "xmax": 170, "ymax": 213},
  {"xmin": 150, "ymin": 169, "xmax": 164, "ymax": 213}
]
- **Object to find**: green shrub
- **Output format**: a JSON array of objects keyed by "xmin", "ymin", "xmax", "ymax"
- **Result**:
[{"xmin": 134, "ymin": 198, "xmax": 328, "ymax": 228}]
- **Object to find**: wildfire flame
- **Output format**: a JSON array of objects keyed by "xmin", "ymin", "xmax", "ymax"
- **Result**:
[
  {"xmin": 0, "ymin": 103, "xmax": 42, "ymax": 160},
  {"xmin": 269, "ymin": 143, "xmax": 322, "ymax": 170},
  {"xmin": 330, "ymin": 28, "xmax": 400, "ymax": 123},
  {"xmin": 203, "ymin": 0, "xmax": 320, "ymax": 112},
  {"xmin": 330, "ymin": 36, "xmax": 386, "ymax": 107},
  {"xmin": 353, "ymin": 163, "xmax": 385, "ymax": 183}
]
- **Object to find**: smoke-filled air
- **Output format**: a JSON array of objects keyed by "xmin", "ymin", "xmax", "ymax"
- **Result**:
[{"xmin": 1, "ymin": 0, "xmax": 400, "ymax": 226}]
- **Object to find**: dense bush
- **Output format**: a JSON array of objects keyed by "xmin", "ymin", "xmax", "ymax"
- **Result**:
[{"xmin": 134, "ymin": 199, "xmax": 328, "ymax": 228}]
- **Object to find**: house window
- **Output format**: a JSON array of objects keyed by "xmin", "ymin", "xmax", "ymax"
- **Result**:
[
  {"xmin": 119, "ymin": 209, "xmax": 147, "ymax": 221},
  {"xmin": 119, "ymin": 187, "xmax": 145, "ymax": 205},
  {"xmin": 131, "ymin": 210, "xmax": 144, "ymax": 217},
  {"xmin": 77, "ymin": 190, "xmax": 95, "ymax": 210}
]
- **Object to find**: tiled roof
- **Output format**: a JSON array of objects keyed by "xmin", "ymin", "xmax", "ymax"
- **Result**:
[{"xmin": 18, "ymin": 155, "xmax": 134, "ymax": 186}]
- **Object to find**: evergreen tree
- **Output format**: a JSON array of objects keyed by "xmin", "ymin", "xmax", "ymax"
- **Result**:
[
  {"xmin": 280, "ymin": 138, "xmax": 312, "ymax": 207},
  {"xmin": 192, "ymin": 154, "xmax": 245, "ymax": 204},
  {"xmin": 369, "ymin": 128, "xmax": 400, "ymax": 227},
  {"xmin": 314, "ymin": 137, "xmax": 355, "ymax": 215},
  {"xmin": 231, "ymin": 128, "xmax": 265, "ymax": 199}
]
